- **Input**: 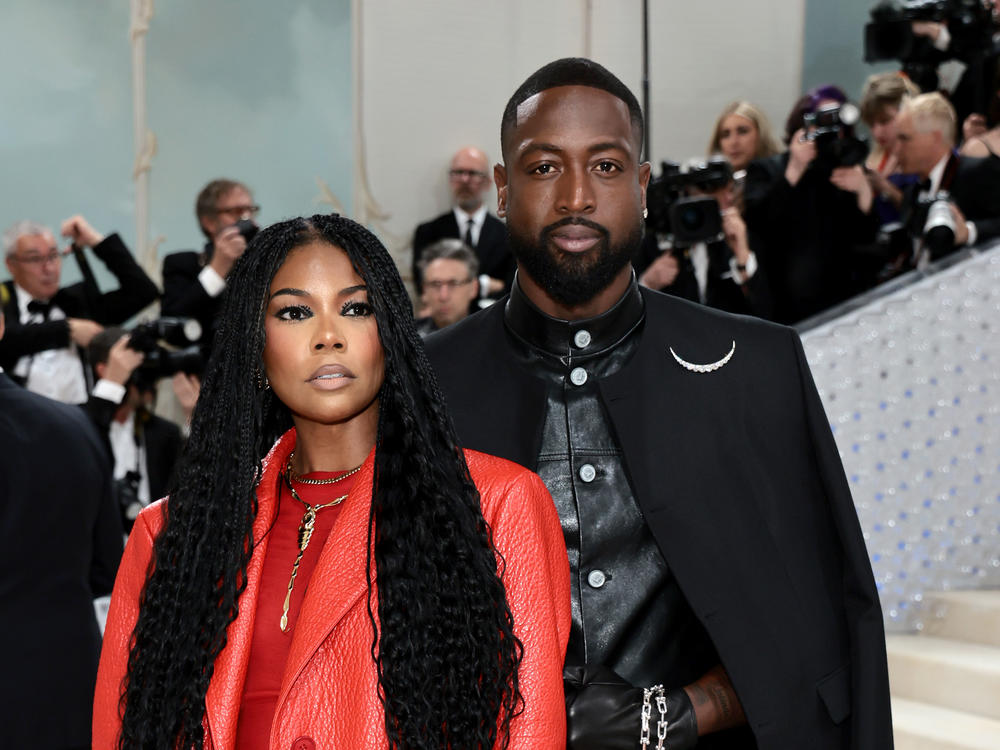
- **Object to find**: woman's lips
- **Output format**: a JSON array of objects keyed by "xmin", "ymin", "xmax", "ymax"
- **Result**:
[{"xmin": 307, "ymin": 363, "xmax": 355, "ymax": 390}]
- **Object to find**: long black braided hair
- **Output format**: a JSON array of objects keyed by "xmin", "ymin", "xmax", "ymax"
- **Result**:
[{"xmin": 117, "ymin": 214, "xmax": 523, "ymax": 749}]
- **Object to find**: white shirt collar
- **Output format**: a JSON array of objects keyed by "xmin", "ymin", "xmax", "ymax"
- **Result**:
[
  {"xmin": 927, "ymin": 152, "xmax": 951, "ymax": 195},
  {"xmin": 453, "ymin": 203, "xmax": 487, "ymax": 229}
]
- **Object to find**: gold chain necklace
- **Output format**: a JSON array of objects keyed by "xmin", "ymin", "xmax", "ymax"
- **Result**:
[
  {"xmin": 286, "ymin": 451, "xmax": 362, "ymax": 485},
  {"xmin": 279, "ymin": 473, "xmax": 348, "ymax": 632}
]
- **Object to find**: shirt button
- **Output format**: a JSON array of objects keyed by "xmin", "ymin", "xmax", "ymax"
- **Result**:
[
  {"xmin": 292, "ymin": 737, "xmax": 316, "ymax": 750},
  {"xmin": 587, "ymin": 569, "xmax": 607, "ymax": 588},
  {"xmin": 579, "ymin": 463, "xmax": 597, "ymax": 482},
  {"xmin": 574, "ymin": 329, "xmax": 592, "ymax": 348},
  {"xmin": 569, "ymin": 367, "xmax": 588, "ymax": 386}
]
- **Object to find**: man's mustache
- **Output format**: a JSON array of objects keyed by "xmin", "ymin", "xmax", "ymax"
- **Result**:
[{"xmin": 540, "ymin": 217, "xmax": 610, "ymax": 241}]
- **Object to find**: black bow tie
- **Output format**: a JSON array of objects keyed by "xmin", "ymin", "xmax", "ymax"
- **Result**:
[{"xmin": 27, "ymin": 299, "xmax": 53, "ymax": 319}]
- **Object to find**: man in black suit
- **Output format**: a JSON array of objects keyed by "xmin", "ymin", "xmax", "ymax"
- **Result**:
[
  {"xmin": 0, "ymin": 215, "xmax": 159, "ymax": 403},
  {"xmin": 0, "ymin": 307, "xmax": 124, "ymax": 749},
  {"xmin": 426, "ymin": 58, "xmax": 891, "ymax": 749},
  {"xmin": 83, "ymin": 327, "xmax": 186, "ymax": 531},
  {"xmin": 161, "ymin": 178, "xmax": 259, "ymax": 355},
  {"xmin": 412, "ymin": 146, "xmax": 515, "ymax": 304},
  {"xmin": 894, "ymin": 92, "xmax": 1000, "ymax": 265}
]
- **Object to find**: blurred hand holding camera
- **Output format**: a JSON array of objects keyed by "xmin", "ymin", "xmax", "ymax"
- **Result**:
[
  {"xmin": 638, "ymin": 251, "xmax": 680, "ymax": 290},
  {"xmin": 785, "ymin": 129, "xmax": 817, "ymax": 186},
  {"xmin": 60, "ymin": 214, "xmax": 105, "ymax": 249},
  {"xmin": 830, "ymin": 165, "xmax": 875, "ymax": 213},
  {"xmin": 68, "ymin": 318, "xmax": 104, "ymax": 347},
  {"xmin": 104, "ymin": 334, "xmax": 146, "ymax": 385},
  {"xmin": 721, "ymin": 208, "xmax": 751, "ymax": 265},
  {"xmin": 208, "ymin": 224, "xmax": 249, "ymax": 278}
]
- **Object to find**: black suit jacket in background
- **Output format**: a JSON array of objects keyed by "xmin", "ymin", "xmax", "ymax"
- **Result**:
[
  {"xmin": 161, "ymin": 245, "xmax": 224, "ymax": 356},
  {"xmin": 743, "ymin": 154, "xmax": 880, "ymax": 325},
  {"xmin": 0, "ymin": 233, "xmax": 160, "ymax": 378},
  {"xmin": 411, "ymin": 210, "xmax": 515, "ymax": 296},
  {"xmin": 634, "ymin": 232, "xmax": 775, "ymax": 319},
  {"xmin": 425, "ymin": 287, "xmax": 892, "ymax": 750},
  {"xmin": 0, "ymin": 373, "xmax": 123, "ymax": 748},
  {"xmin": 82, "ymin": 394, "xmax": 184, "ymax": 527}
]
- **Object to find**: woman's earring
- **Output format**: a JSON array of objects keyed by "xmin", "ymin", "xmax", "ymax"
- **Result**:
[
  {"xmin": 643, "ymin": 207, "xmax": 648, "ymax": 219},
  {"xmin": 257, "ymin": 369, "xmax": 270, "ymax": 391}
]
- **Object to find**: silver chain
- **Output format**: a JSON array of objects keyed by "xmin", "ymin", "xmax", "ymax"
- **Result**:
[
  {"xmin": 655, "ymin": 692, "xmax": 669, "ymax": 749},
  {"xmin": 640, "ymin": 684, "xmax": 663, "ymax": 749}
]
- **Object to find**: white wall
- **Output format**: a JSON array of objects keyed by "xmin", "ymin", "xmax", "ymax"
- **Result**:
[{"xmin": 358, "ymin": 0, "xmax": 806, "ymax": 278}]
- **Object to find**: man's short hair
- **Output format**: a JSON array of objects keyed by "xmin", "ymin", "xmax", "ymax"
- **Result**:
[
  {"xmin": 2, "ymin": 220, "xmax": 50, "ymax": 258},
  {"xmin": 860, "ymin": 72, "xmax": 919, "ymax": 126},
  {"xmin": 195, "ymin": 179, "xmax": 251, "ymax": 224},
  {"xmin": 500, "ymin": 58, "xmax": 644, "ymax": 159},
  {"xmin": 88, "ymin": 326, "xmax": 128, "ymax": 368},
  {"xmin": 901, "ymin": 93, "xmax": 958, "ymax": 146},
  {"xmin": 417, "ymin": 238, "xmax": 479, "ymax": 277}
]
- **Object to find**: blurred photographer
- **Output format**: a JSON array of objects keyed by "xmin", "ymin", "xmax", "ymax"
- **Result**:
[
  {"xmin": 744, "ymin": 85, "xmax": 881, "ymax": 324},
  {"xmin": 893, "ymin": 92, "xmax": 1000, "ymax": 266},
  {"xmin": 906, "ymin": 0, "xmax": 1000, "ymax": 134},
  {"xmin": 161, "ymin": 178, "xmax": 259, "ymax": 356},
  {"xmin": 636, "ymin": 158, "xmax": 774, "ymax": 319},
  {"xmin": 0, "ymin": 215, "xmax": 158, "ymax": 403},
  {"xmin": 860, "ymin": 72, "xmax": 922, "ymax": 224},
  {"xmin": 84, "ymin": 324, "xmax": 200, "ymax": 531}
]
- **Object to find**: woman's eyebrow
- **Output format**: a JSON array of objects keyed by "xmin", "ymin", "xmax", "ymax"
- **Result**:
[{"xmin": 269, "ymin": 287, "xmax": 309, "ymax": 300}]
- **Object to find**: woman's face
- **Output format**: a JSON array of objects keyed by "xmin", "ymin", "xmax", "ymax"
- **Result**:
[
  {"xmin": 718, "ymin": 113, "xmax": 760, "ymax": 171},
  {"xmin": 263, "ymin": 241, "xmax": 385, "ymax": 433},
  {"xmin": 870, "ymin": 105, "xmax": 900, "ymax": 151}
]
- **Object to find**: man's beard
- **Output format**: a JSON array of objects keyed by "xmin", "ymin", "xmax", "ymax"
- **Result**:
[{"xmin": 507, "ymin": 216, "xmax": 643, "ymax": 307}]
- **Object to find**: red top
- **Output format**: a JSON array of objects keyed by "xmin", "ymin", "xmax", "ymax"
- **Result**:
[{"xmin": 236, "ymin": 469, "xmax": 360, "ymax": 748}]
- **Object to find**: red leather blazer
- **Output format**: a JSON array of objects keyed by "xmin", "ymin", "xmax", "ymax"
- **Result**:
[{"xmin": 93, "ymin": 430, "xmax": 570, "ymax": 749}]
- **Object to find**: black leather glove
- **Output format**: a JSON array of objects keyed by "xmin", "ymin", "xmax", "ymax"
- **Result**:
[{"xmin": 563, "ymin": 665, "xmax": 700, "ymax": 750}]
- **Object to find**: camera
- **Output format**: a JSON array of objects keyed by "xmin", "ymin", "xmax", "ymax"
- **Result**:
[
  {"xmin": 127, "ymin": 317, "xmax": 204, "ymax": 382},
  {"xmin": 646, "ymin": 158, "xmax": 731, "ymax": 246},
  {"xmin": 912, "ymin": 191, "xmax": 958, "ymax": 256},
  {"xmin": 114, "ymin": 469, "xmax": 144, "ymax": 525},
  {"xmin": 235, "ymin": 218, "xmax": 259, "ymax": 244},
  {"xmin": 803, "ymin": 102, "xmax": 871, "ymax": 170},
  {"xmin": 864, "ymin": 0, "xmax": 997, "ymax": 90}
]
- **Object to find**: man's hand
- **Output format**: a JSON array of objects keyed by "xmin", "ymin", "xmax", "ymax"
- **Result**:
[
  {"xmin": 172, "ymin": 372, "xmax": 201, "ymax": 422},
  {"xmin": 564, "ymin": 665, "xmax": 699, "ymax": 750},
  {"xmin": 911, "ymin": 20, "xmax": 946, "ymax": 42},
  {"xmin": 683, "ymin": 664, "xmax": 747, "ymax": 735},
  {"xmin": 208, "ymin": 224, "xmax": 248, "ymax": 278},
  {"xmin": 103, "ymin": 334, "xmax": 145, "ymax": 385},
  {"xmin": 639, "ymin": 251, "xmax": 680, "ymax": 290},
  {"xmin": 721, "ymin": 208, "xmax": 751, "ymax": 264},
  {"xmin": 785, "ymin": 129, "xmax": 816, "ymax": 186},
  {"xmin": 950, "ymin": 202, "xmax": 970, "ymax": 245},
  {"xmin": 830, "ymin": 165, "xmax": 874, "ymax": 213},
  {"xmin": 60, "ymin": 215, "xmax": 105, "ymax": 248},
  {"xmin": 68, "ymin": 318, "xmax": 103, "ymax": 347}
]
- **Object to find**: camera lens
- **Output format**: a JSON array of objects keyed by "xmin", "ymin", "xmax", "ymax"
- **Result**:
[{"xmin": 680, "ymin": 206, "xmax": 704, "ymax": 231}]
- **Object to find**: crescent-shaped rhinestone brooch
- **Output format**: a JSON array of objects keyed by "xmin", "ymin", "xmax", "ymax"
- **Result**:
[{"xmin": 669, "ymin": 340, "xmax": 736, "ymax": 373}]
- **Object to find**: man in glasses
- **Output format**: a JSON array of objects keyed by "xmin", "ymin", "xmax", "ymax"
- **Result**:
[
  {"xmin": 0, "ymin": 215, "xmax": 158, "ymax": 403},
  {"xmin": 161, "ymin": 178, "xmax": 260, "ymax": 355},
  {"xmin": 414, "ymin": 239, "xmax": 481, "ymax": 337},
  {"xmin": 412, "ymin": 147, "xmax": 514, "ymax": 307}
]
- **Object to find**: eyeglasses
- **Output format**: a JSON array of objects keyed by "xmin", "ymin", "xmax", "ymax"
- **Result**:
[
  {"xmin": 449, "ymin": 169, "xmax": 488, "ymax": 181},
  {"xmin": 12, "ymin": 250, "xmax": 61, "ymax": 266},
  {"xmin": 214, "ymin": 204, "xmax": 260, "ymax": 218},
  {"xmin": 425, "ymin": 278, "xmax": 473, "ymax": 292}
]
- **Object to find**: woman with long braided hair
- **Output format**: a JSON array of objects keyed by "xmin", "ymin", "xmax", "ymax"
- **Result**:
[{"xmin": 93, "ymin": 214, "xmax": 570, "ymax": 749}]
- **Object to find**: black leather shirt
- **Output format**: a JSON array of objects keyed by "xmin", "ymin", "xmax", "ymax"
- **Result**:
[{"xmin": 504, "ymin": 277, "xmax": 719, "ymax": 688}]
